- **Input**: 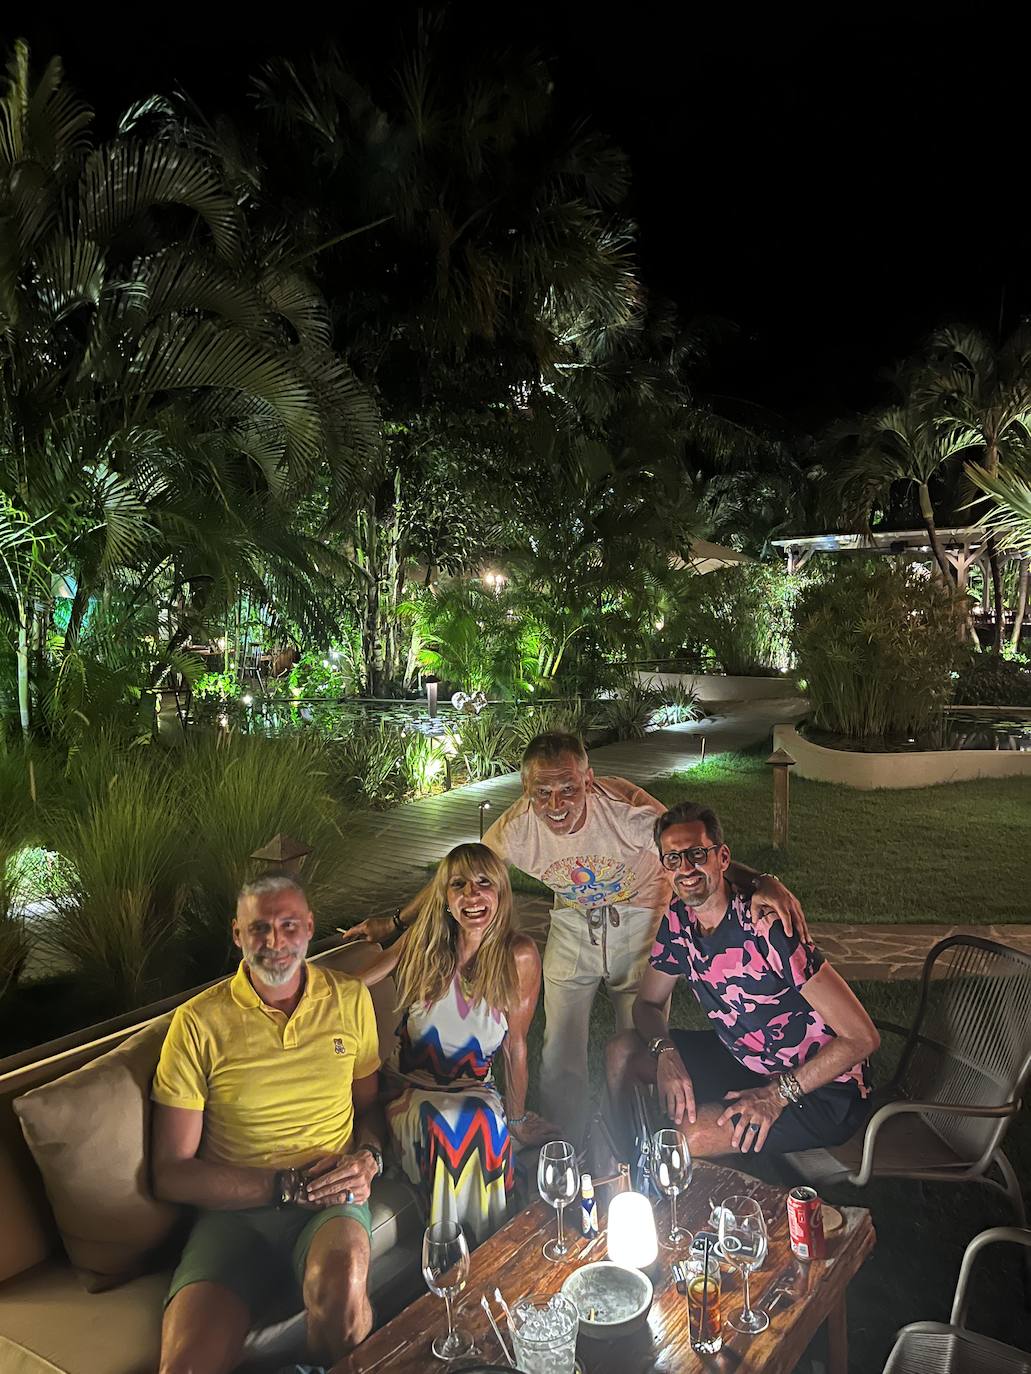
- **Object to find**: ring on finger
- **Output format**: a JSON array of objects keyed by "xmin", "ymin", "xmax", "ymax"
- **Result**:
[
  {"xmin": 344, "ymin": 1188, "xmax": 355, "ymax": 1204},
  {"xmin": 746, "ymin": 1122, "xmax": 760, "ymax": 1133}
]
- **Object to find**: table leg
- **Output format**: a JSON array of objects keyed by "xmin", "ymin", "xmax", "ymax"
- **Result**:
[{"xmin": 826, "ymin": 1293, "xmax": 848, "ymax": 1374}]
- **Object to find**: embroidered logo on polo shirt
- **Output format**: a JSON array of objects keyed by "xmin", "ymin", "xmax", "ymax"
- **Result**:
[{"xmin": 333, "ymin": 1037, "xmax": 346, "ymax": 1055}]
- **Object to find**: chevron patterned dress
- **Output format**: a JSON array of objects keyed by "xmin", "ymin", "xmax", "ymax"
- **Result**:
[{"xmin": 385, "ymin": 972, "xmax": 513, "ymax": 1246}]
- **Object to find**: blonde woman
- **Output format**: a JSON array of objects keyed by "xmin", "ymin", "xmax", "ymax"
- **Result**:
[{"xmin": 357, "ymin": 843, "xmax": 556, "ymax": 1244}]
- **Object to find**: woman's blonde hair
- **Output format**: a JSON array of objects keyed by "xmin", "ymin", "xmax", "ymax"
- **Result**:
[{"xmin": 393, "ymin": 843, "xmax": 518, "ymax": 1013}]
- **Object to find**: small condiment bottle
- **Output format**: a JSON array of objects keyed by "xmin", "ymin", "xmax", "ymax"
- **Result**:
[{"xmin": 580, "ymin": 1173, "xmax": 599, "ymax": 1236}]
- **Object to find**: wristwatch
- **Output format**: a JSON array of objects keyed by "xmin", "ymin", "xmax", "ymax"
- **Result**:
[
  {"xmin": 274, "ymin": 1168, "xmax": 303, "ymax": 1208},
  {"xmin": 648, "ymin": 1036, "xmax": 676, "ymax": 1058}
]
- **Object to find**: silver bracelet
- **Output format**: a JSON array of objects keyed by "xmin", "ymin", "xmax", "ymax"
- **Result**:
[
  {"xmin": 508, "ymin": 1112, "xmax": 529, "ymax": 1127},
  {"xmin": 776, "ymin": 1072, "xmax": 803, "ymax": 1106}
]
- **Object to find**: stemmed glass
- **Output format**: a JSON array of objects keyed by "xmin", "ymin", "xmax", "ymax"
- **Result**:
[
  {"xmin": 650, "ymin": 1127, "xmax": 693, "ymax": 1253},
  {"xmin": 717, "ymin": 1195, "xmax": 770, "ymax": 1334},
  {"xmin": 421, "ymin": 1220, "xmax": 473, "ymax": 1360},
  {"xmin": 537, "ymin": 1140, "xmax": 580, "ymax": 1261}
]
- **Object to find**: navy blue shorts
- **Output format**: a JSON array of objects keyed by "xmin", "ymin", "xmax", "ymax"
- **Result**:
[{"xmin": 670, "ymin": 1028, "xmax": 869, "ymax": 1152}]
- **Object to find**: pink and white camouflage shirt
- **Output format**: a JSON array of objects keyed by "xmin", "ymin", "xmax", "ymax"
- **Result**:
[{"xmin": 649, "ymin": 886, "xmax": 870, "ymax": 1098}]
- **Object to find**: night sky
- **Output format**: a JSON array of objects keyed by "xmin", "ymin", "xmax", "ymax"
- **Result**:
[{"xmin": 12, "ymin": 5, "xmax": 1030, "ymax": 430}]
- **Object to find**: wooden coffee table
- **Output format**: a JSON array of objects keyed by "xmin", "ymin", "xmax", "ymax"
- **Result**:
[{"xmin": 349, "ymin": 1160, "xmax": 875, "ymax": 1373}]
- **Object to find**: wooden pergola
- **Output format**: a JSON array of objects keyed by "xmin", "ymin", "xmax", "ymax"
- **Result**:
[{"xmin": 772, "ymin": 528, "xmax": 1029, "ymax": 639}]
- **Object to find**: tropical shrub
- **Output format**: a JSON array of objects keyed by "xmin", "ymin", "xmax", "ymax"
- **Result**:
[
  {"xmin": 405, "ymin": 581, "xmax": 532, "ymax": 696},
  {"xmin": 398, "ymin": 730, "xmax": 450, "ymax": 796},
  {"xmin": 0, "ymin": 749, "xmax": 53, "ymax": 1002},
  {"xmin": 792, "ymin": 560, "xmax": 967, "ymax": 740},
  {"xmin": 597, "ymin": 683, "xmax": 660, "ymax": 740},
  {"xmin": 652, "ymin": 682, "xmax": 704, "ymax": 726},
  {"xmin": 333, "ymin": 723, "xmax": 406, "ymax": 808},
  {"xmin": 175, "ymin": 733, "xmax": 350, "ymax": 975},
  {"xmin": 289, "ymin": 633, "xmax": 364, "ymax": 699},
  {"xmin": 678, "ymin": 564, "xmax": 802, "ymax": 676},
  {"xmin": 953, "ymin": 654, "xmax": 1031, "ymax": 707},
  {"xmin": 44, "ymin": 752, "xmax": 190, "ymax": 1010},
  {"xmin": 506, "ymin": 700, "xmax": 595, "ymax": 755},
  {"xmin": 448, "ymin": 712, "xmax": 521, "ymax": 781}
]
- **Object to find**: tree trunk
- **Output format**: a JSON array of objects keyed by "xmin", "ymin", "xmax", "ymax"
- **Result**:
[
  {"xmin": 358, "ymin": 501, "xmax": 386, "ymax": 697},
  {"xmin": 16, "ymin": 600, "xmax": 30, "ymax": 738},
  {"xmin": 1011, "ymin": 558, "xmax": 1029, "ymax": 652},
  {"xmin": 64, "ymin": 580, "xmax": 91, "ymax": 649},
  {"xmin": 987, "ymin": 537, "xmax": 1006, "ymax": 653},
  {"xmin": 918, "ymin": 484, "xmax": 979, "ymax": 644},
  {"xmin": 917, "ymin": 483, "xmax": 954, "ymax": 584},
  {"xmin": 983, "ymin": 439, "xmax": 1006, "ymax": 653}
]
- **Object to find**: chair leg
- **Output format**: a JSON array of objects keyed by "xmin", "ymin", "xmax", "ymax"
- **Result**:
[{"xmin": 994, "ymin": 1150, "xmax": 1031, "ymax": 1302}]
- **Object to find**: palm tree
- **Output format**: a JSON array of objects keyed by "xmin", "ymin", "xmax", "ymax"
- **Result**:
[
  {"xmin": 252, "ymin": 27, "xmax": 642, "ymax": 692},
  {"xmin": 920, "ymin": 324, "xmax": 1031, "ymax": 651},
  {"xmin": 0, "ymin": 43, "xmax": 380, "ymax": 734},
  {"xmin": 965, "ymin": 460, "xmax": 1031, "ymax": 648},
  {"xmin": 833, "ymin": 404, "xmax": 972, "ymax": 584}
]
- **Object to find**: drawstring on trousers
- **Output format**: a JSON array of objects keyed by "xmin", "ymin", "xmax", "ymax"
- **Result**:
[{"xmin": 586, "ymin": 904, "xmax": 621, "ymax": 976}]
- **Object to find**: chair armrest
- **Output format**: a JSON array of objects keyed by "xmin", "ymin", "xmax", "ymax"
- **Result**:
[
  {"xmin": 871, "ymin": 1018, "xmax": 911, "ymax": 1040},
  {"xmin": 850, "ymin": 1097, "xmax": 1018, "ymax": 1186},
  {"xmin": 951, "ymin": 1226, "xmax": 1031, "ymax": 1328}
]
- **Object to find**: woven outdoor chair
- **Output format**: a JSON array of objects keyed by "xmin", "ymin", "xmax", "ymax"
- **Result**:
[
  {"xmin": 786, "ymin": 936, "xmax": 1031, "ymax": 1242},
  {"xmin": 882, "ymin": 1225, "xmax": 1031, "ymax": 1372}
]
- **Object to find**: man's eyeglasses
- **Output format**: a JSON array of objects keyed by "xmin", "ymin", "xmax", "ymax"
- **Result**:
[{"xmin": 660, "ymin": 844, "xmax": 721, "ymax": 872}]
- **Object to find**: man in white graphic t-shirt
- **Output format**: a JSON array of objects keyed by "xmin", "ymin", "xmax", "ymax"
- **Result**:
[{"xmin": 349, "ymin": 732, "xmax": 807, "ymax": 1141}]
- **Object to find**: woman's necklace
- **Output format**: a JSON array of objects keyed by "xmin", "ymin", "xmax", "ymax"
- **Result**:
[{"xmin": 458, "ymin": 946, "xmax": 478, "ymax": 998}]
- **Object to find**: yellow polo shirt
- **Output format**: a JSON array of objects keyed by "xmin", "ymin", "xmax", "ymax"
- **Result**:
[{"xmin": 152, "ymin": 962, "xmax": 380, "ymax": 1170}]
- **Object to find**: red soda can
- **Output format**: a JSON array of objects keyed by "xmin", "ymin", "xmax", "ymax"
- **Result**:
[{"xmin": 787, "ymin": 1186, "xmax": 825, "ymax": 1261}]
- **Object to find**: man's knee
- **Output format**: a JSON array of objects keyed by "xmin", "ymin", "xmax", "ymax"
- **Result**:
[
  {"xmin": 305, "ymin": 1239, "xmax": 370, "ymax": 1314},
  {"xmin": 605, "ymin": 1029, "xmax": 644, "ymax": 1091}
]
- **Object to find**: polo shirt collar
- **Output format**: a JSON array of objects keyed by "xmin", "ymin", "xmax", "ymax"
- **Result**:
[{"xmin": 229, "ymin": 959, "xmax": 330, "ymax": 1010}]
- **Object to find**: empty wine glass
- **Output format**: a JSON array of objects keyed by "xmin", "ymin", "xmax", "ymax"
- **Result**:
[
  {"xmin": 421, "ymin": 1220, "xmax": 473, "ymax": 1360},
  {"xmin": 537, "ymin": 1140, "xmax": 580, "ymax": 1261},
  {"xmin": 717, "ymin": 1194, "xmax": 769, "ymax": 1334},
  {"xmin": 650, "ymin": 1128, "xmax": 693, "ymax": 1253}
]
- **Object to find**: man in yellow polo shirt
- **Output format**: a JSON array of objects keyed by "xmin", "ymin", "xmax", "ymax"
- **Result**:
[{"xmin": 151, "ymin": 874, "xmax": 384, "ymax": 1374}]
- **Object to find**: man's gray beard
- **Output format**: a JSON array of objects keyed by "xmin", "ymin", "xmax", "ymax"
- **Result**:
[{"xmin": 244, "ymin": 948, "xmax": 307, "ymax": 987}]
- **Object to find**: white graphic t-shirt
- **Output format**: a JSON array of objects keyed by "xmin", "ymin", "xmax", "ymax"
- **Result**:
[{"xmin": 481, "ymin": 777, "xmax": 671, "ymax": 918}]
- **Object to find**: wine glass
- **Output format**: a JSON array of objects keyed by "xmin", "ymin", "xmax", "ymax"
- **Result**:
[
  {"xmin": 650, "ymin": 1128, "xmax": 693, "ymax": 1253},
  {"xmin": 421, "ymin": 1220, "xmax": 473, "ymax": 1360},
  {"xmin": 717, "ymin": 1194, "xmax": 769, "ymax": 1334},
  {"xmin": 537, "ymin": 1139, "xmax": 580, "ymax": 1261}
]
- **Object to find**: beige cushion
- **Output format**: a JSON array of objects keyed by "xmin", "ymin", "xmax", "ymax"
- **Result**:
[
  {"xmin": 12, "ymin": 1017, "xmax": 181, "ymax": 1292},
  {"xmin": 0, "ymin": 1263, "xmax": 166, "ymax": 1374},
  {"xmin": 0, "ymin": 1174, "xmax": 424, "ymax": 1374},
  {"xmin": 0, "ymin": 1110, "xmax": 53, "ymax": 1286}
]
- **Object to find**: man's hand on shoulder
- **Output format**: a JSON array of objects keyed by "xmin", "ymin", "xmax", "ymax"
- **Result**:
[{"xmin": 751, "ymin": 875, "xmax": 810, "ymax": 944}]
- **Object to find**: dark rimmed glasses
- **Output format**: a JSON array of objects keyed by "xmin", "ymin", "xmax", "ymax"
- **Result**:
[{"xmin": 660, "ymin": 844, "xmax": 721, "ymax": 871}]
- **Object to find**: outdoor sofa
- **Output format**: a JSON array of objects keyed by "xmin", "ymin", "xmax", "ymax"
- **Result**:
[{"xmin": 0, "ymin": 944, "xmax": 424, "ymax": 1374}]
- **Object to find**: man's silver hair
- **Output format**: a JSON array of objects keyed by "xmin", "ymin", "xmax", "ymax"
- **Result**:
[{"xmin": 237, "ymin": 873, "xmax": 309, "ymax": 906}]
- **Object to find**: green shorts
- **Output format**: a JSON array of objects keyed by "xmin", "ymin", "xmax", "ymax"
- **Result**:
[{"xmin": 167, "ymin": 1200, "xmax": 373, "ymax": 1317}]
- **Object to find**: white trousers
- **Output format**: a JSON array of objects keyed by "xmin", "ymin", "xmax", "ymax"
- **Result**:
[{"xmin": 539, "ymin": 903, "xmax": 658, "ymax": 1144}]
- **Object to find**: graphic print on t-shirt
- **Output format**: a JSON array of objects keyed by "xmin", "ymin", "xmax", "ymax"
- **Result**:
[{"xmin": 541, "ymin": 854, "xmax": 636, "ymax": 908}]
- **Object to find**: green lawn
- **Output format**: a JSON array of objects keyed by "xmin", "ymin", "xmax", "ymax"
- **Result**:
[
  {"xmin": 646, "ymin": 752, "xmax": 1031, "ymax": 925},
  {"xmin": 524, "ymin": 978, "xmax": 1031, "ymax": 1374}
]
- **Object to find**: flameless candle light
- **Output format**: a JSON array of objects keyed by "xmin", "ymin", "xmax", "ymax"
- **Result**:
[{"xmin": 607, "ymin": 1187, "xmax": 659, "ymax": 1270}]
